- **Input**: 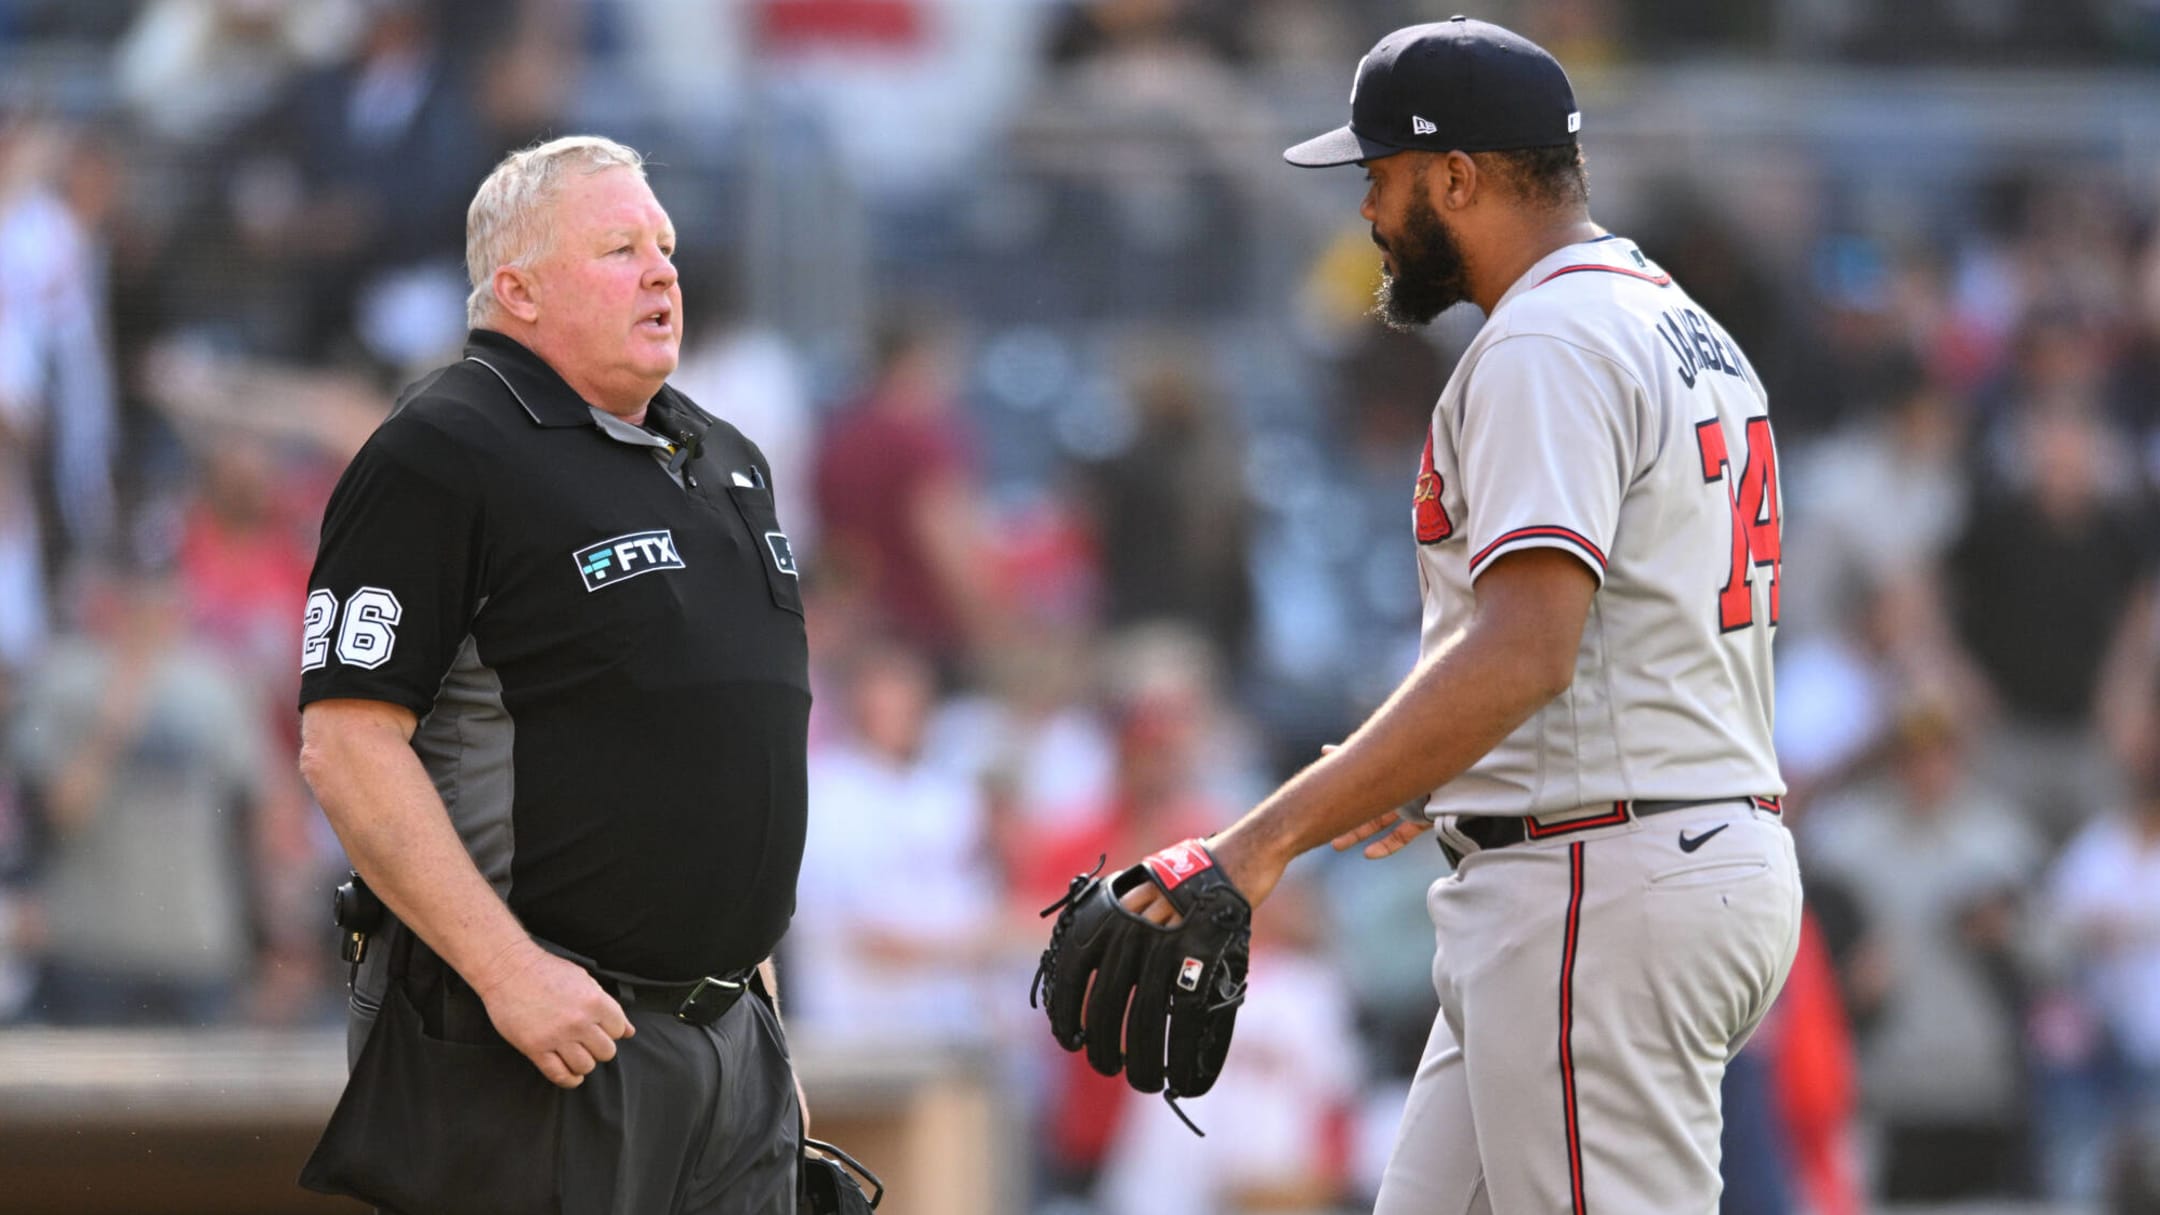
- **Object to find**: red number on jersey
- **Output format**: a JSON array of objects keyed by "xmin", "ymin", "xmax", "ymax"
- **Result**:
[{"xmin": 1694, "ymin": 416, "xmax": 1781, "ymax": 631}]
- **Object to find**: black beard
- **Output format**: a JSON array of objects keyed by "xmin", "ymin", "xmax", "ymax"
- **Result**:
[{"xmin": 1372, "ymin": 193, "xmax": 1471, "ymax": 331}]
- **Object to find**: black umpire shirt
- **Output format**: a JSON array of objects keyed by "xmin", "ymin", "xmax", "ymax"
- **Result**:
[{"xmin": 300, "ymin": 329, "xmax": 809, "ymax": 980}]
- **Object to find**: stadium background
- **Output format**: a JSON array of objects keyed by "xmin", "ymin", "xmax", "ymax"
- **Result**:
[{"xmin": 1, "ymin": 1, "xmax": 2158, "ymax": 1212}]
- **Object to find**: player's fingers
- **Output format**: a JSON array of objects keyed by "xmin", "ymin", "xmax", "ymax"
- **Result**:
[
  {"xmin": 1364, "ymin": 818, "xmax": 1434, "ymax": 859},
  {"xmin": 1122, "ymin": 886, "xmax": 1175, "ymax": 921},
  {"xmin": 1120, "ymin": 882, "xmax": 1183, "ymax": 927},
  {"xmin": 1331, "ymin": 811, "xmax": 1397, "ymax": 851}
]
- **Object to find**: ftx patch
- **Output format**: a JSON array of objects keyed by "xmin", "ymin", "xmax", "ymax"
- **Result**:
[{"xmin": 575, "ymin": 529, "xmax": 684, "ymax": 591}]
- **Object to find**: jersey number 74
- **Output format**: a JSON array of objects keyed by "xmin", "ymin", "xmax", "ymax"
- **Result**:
[{"xmin": 1694, "ymin": 416, "xmax": 1780, "ymax": 633}]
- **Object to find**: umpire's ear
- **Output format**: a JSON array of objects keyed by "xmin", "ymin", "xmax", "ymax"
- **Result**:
[{"xmin": 493, "ymin": 264, "xmax": 542, "ymax": 323}]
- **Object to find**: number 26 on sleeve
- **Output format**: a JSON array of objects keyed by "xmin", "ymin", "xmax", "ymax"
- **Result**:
[{"xmin": 303, "ymin": 587, "xmax": 405, "ymax": 671}]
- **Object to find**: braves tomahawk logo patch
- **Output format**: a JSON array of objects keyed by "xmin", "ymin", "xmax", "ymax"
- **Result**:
[{"xmin": 1416, "ymin": 433, "xmax": 1454, "ymax": 544}]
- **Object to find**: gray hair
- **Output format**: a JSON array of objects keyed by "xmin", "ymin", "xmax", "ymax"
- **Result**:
[{"xmin": 465, "ymin": 135, "xmax": 648, "ymax": 328}]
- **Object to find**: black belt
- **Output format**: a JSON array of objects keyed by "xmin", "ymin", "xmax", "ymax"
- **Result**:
[
  {"xmin": 1440, "ymin": 796, "xmax": 1781, "ymax": 868},
  {"xmin": 579, "ymin": 963, "xmax": 763, "ymax": 1028},
  {"xmin": 526, "ymin": 937, "xmax": 764, "ymax": 1028}
]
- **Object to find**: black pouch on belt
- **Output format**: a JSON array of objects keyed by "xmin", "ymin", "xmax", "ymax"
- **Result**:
[{"xmin": 298, "ymin": 925, "xmax": 563, "ymax": 1215}]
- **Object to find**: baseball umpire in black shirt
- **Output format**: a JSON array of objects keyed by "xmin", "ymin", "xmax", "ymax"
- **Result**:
[{"xmin": 296, "ymin": 135, "xmax": 809, "ymax": 1214}]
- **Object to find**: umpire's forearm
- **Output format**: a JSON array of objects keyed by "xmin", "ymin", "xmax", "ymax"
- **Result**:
[{"xmin": 298, "ymin": 700, "xmax": 543, "ymax": 994}]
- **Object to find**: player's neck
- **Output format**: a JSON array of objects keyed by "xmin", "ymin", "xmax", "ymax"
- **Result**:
[{"xmin": 1471, "ymin": 213, "xmax": 1605, "ymax": 314}]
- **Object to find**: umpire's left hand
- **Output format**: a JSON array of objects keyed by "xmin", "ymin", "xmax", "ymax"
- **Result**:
[{"xmin": 473, "ymin": 943, "xmax": 636, "ymax": 1088}]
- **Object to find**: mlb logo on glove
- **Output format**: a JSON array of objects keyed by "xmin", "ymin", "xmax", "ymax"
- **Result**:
[{"xmin": 1178, "ymin": 957, "xmax": 1205, "ymax": 992}]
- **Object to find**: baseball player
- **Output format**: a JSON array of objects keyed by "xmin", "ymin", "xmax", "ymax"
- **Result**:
[{"xmin": 1110, "ymin": 18, "xmax": 1803, "ymax": 1214}]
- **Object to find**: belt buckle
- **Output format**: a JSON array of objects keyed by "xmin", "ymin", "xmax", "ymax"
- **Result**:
[{"xmin": 674, "ymin": 974, "xmax": 746, "ymax": 1026}]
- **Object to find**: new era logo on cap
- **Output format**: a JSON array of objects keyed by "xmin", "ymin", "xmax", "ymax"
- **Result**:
[{"xmin": 1412, "ymin": 115, "xmax": 1438, "ymax": 135}]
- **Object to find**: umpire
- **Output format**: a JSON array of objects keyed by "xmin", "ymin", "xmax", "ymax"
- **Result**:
[{"xmin": 296, "ymin": 136, "xmax": 809, "ymax": 1214}]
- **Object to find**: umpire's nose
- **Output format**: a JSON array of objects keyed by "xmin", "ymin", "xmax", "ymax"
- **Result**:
[{"xmin": 643, "ymin": 246, "xmax": 676, "ymax": 292}]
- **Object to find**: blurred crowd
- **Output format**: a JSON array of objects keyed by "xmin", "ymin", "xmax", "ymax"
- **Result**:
[{"xmin": 1, "ymin": 2, "xmax": 2159, "ymax": 1213}]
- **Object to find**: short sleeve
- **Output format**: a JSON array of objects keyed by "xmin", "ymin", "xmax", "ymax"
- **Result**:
[
  {"xmin": 298, "ymin": 415, "xmax": 487, "ymax": 716},
  {"xmin": 1457, "ymin": 335, "xmax": 1641, "ymax": 587}
]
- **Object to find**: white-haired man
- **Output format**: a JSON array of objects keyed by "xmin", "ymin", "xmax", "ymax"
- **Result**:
[{"xmin": 297, "ymin": 136, "xmax": 811, "ymax": 1214}]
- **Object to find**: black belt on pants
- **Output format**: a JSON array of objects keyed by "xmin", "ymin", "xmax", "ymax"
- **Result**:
[
  {"xmin": 528, "ymin": 937, "xmax": 763, "ymax": 1028},
  {"xmin": 591, "ymin": 965, "xmax": 763, "ymax": 1027},
  {"xmin": 1440, "ymin": 795, "xmax": 1782, "ymax": 868}
]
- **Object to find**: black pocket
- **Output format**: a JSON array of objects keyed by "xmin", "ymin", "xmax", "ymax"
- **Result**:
[
  {"xmin": 799, "ymin": 1144, "xmax": 882, "ymax": 1214},
  {"xmin": 299, "ymin": 978, "xmax": 563, "ymax": 1215},
  {"xmin": 726, "ymin": 485, "xmax": 805, "ymax": 616}
]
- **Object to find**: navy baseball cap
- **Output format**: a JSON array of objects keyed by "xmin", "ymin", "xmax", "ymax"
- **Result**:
[{"xmin": 1284, "ymin": 17, "xmax": 1580, "ymax": 167}]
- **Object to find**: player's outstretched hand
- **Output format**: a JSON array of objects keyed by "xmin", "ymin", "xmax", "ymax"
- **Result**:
[
  {"xmin": 1331, "ymin": 809, "xmax": 1433, "ymax": 858},
  {"xmin": 473, "ymin": 944, "xmax": 635, "ymax": 1088}
]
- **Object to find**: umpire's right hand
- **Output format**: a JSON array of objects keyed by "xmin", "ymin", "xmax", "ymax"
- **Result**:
[{"xmin": 473, "ymin": 944, "xmax": 635, "ymax": 1088}]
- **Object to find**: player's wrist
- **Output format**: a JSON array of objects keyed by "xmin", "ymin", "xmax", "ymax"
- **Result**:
[{"xmin": 1206, "ymin": 826, "xmax": 1290, "ymax": 907}]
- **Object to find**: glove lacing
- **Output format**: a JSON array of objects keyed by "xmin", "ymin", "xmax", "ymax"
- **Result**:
[{"xmin": 1029, "ymin": 855, "xmax": 1106, "ymax": 1011}]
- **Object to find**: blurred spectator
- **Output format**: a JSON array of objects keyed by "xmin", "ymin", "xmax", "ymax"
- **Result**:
[
  {"xmin": 1782, "ymin": 351, "xmax": 1969, "ymax": 639},
  {"xmin": 1802, "ymin": 700, "xmax": 2043, "ymax": 1202},
  {"xmin": 670, "ymin": 256, "xmax": 818, "ymax": 557},
  {"xmin": 1761, "ymin": 905, "xmax": 1865, "ymax": 1215},
  {"xmin": 2032, "ymin": 759, "xmax": 2160, "ymax": 1203},
  {"xmin": 724, "ymin": 0, "xmax": 1046, "ymax": 202},
  {"xmin": 1077, "ymin": 348, "xmax": 1252, "ymax": 660},
  {"xmin": 114, "ymin": 0, "xmax": 362, "ymax": 145},
  {"xmin": 1044, "ymin": 0, "xmax": 1250, "ymax": 66},
  {"xmin": 0, "ymin": 666, "xmax": 39, "ymax": 1024},
  {"xmin": 792, "ymin": 639, "xmax": 1001, "ymax": 1042},
  {"xmin": 1945, "ymin": 403, "xmax": 2159, "ymax": 840},
  {"xmin": 1718, "ymin": 1041, "xmax": 1796, "ymax": 1215},
  {"xmin": 242, "ymin": 0, "xmax": 489, "ymax": 365},
  {"xmin": 1011, "ymin": 623, "xmax": 1250, "ymax": 1202},
  {"xmin": 0, "ymin": 118, "xmax": 121, "ymax": 670},
  {"xmin": 812, "ymin": 307, "xmax": 1000, "ymax": 676},
  {"xmin": 7, "ymin": 556, "xmax": 269, "ymax": 1026},
  {"xmin": 171, "ymin": 430, "xmax": 335, "ymax": 1022},
  {"xmin": 928, "ymin": 626, "xmax": 1117, "ymax": 842}
]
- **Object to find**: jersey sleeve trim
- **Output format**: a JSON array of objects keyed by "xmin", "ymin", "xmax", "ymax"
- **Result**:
[{"xmin": 1469, "ymin": 525, "xmax": 1609, "ymax": 583}]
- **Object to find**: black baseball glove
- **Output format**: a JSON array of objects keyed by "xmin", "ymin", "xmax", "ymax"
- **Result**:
[{"xmin": 1031, "ymin": 839, "xmax": 1251, "ymax": 1127}]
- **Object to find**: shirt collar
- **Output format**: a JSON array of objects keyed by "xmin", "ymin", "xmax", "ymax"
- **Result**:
[
  {"xmin": 462, "ymin": 328, "xmax": 606, "ymax": 429},
  {"xmin": 1489, "ymin": 233, "xmax": 1660, "ymax": 317}
]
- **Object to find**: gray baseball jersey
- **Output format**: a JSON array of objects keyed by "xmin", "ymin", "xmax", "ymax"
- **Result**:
[
  {"xmin": 1375, "ymin": 236, "xmax": 1803, "ymax": 1215},
  {"xmin": 1411, "ymin": 235, "xmax": 1785, "ymax": 817}
]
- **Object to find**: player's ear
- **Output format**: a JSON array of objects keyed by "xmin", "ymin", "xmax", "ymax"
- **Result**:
[
  {"xmin": 1438, "ymin": 150, "xmax": 1480, "ymax": 212},
  {"xmin": 493, "ymin": 265, "xmax": 541, "ymax": 324}
]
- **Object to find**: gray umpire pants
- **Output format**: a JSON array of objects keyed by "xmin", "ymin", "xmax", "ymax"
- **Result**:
[{"xmin": 349, "ymin": 924, "xmax": 801, "ymax": 1215}]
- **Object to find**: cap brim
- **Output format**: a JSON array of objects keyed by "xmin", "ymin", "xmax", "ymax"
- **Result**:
[{"xmin": 1283, "ymin": 125, "xmax": 1403, "ymax": 168}]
